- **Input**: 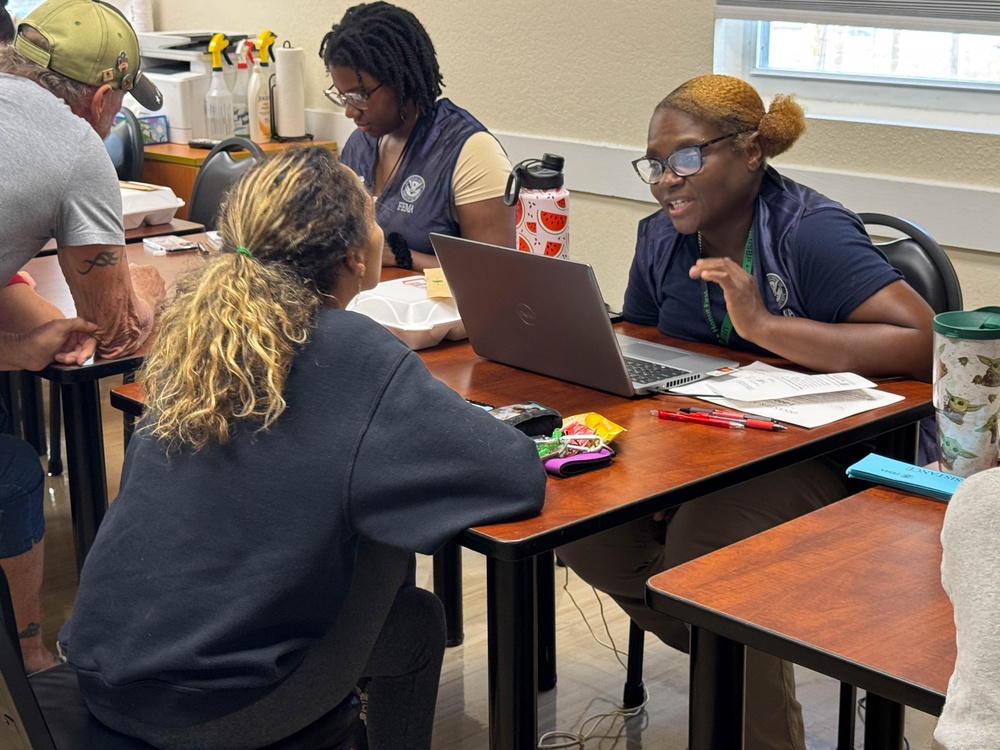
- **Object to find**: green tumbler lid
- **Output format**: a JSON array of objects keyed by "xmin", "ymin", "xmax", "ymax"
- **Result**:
[{"xmin": 933, "ymin": 306, "xmax": 1000, "ymax": 340}]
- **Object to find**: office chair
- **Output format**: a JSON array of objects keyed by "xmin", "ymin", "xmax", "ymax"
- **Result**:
[
  {"xmin": 0, "ymin": 568, "xmax": 363, "ymax": 749},
  {"xmin": 103, "ymin": 108, "xmax": 145, "ymax": 182},
  {"xmin": 188, "ymin": 137, "xmax": 265, "ymax": 230},
  {"xmin": 859, "ymin": 212, "xmax": 963, "ymax": 314}
]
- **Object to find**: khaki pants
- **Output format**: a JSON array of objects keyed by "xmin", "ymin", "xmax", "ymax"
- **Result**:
[{"xmin": 557, "ymin": 457, "xmax": 851, "ymax": 750}]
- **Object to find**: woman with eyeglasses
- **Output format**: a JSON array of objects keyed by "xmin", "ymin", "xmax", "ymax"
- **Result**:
[
  {"xmin": 59, "ymin": 147, "xmax": 546, "ymax": 750},
  {"xmin": 319, "ymin": 1, "xmax": 514, "ymax": 272},
  {"xmin": 557, "ymin": 74, "xmax": 934, "ymax": 750}
]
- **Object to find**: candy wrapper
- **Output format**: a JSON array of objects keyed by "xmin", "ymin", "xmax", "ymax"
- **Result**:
[{"xmin": 532, "ymin": 412, "xmax": 624, "ymax": 477}]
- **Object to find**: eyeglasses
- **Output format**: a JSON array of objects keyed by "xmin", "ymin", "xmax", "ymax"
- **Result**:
[
  {"xmin": 323, "ymin": 82, "xmax": 384, "ymax": 110},
  {"xmin": 631, "ymin": 133, "xmax": 741, "ymax": 184}
]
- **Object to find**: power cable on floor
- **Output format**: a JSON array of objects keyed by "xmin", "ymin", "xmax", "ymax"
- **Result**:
[{"xmin": 536, "ymin": 568, "xmax": 650, "ymax": 749}]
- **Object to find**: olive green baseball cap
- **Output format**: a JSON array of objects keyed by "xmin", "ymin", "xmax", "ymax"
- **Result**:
[{"xmin": 14, "ymin": 0, "xmax": 162, "ymax": 110}]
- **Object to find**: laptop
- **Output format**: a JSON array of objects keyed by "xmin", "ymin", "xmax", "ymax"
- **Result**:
[{"xmin": 430, "ymin": 234, "xmax": 739, "ymax": 397}]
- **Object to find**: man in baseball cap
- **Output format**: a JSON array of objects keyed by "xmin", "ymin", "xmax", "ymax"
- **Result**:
[
  {"xmin": 0, "ymin": 0, "xmax": 165, "ymax": 675},
  {"xmin": 14, "ymin": 0, "xmax": 162, "ymax": 112}
]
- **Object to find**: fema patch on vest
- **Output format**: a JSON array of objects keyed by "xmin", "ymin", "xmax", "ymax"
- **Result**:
[
  {"xmin": 767, "ymin": 273, "xmax": 789, "ymax": 308},
  {"xmin": 400, "ymin": 175, "xmax": 426, "ymax": 204}
]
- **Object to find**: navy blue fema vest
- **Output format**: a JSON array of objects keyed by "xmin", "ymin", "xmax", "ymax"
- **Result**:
[
  {"xmin": 340, "ymin": 99, "xmax": 488, "ymax": 256},
  {"xmin": 633, "ymin": 166, "xmax": 848, "ymax": 322}
]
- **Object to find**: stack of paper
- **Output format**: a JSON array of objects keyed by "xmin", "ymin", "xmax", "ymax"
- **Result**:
[
  {"xmin": 845, "ymin": 453, "xmax": 965, "ymax": 502},
  {"xmin": 669, "ymin": 362, "xmax": 904, "ymax": 428}
]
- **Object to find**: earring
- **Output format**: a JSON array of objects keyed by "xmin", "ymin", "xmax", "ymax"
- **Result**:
[{"xmin": 357, "ymin": 263, "xmax": 366, "ymax": 296}]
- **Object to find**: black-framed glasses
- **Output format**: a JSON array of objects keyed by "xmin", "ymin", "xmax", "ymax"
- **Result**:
[
  {"xmin": 631, "ymin": 133, "xmax": 741, "ymax": 184},
  {"xmin": 323, "ymin": 82, "xmax": 384, "ymax": 110}
]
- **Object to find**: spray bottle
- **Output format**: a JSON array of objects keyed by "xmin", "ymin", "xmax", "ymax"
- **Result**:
[
  {"xmin": 247, "ymin": 29, "xmax": 276, "ymax": 143},
  {"xmin": 205, "ymin": 33, "xmax": 234, "ymax": 141},
  {"xmin": 231, "ymin": 39, "xmax": 252, "ymax": 137}
]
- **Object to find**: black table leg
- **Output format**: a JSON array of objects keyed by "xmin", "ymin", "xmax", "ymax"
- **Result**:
[
  {"xmin": 864, "ymin": 693, "xmax": 905, "ymax": 750},
  {"xmin": 622, "ymin": 620, "xmax": 646, "ymax": 708},
  {"xmin": 837, "ymin": 682, "xmax": 857, "ymax": 749},
  {"xmin": 487, "ymin": 555, "xmax": 537, "ymax": 750},
  {"xmin": 47, "ymin": 381, "xmax": 63, "ymax": 476},
  {"xmin": 433, "ymin": 540, "xmax": 464, "ymax": 647},
  {"xmin": 688, "ymin": 626, "xmax": 745, "ymax": 750},
  {"xmin": 875, "ymin": 422, "xmax": 919, "ymax": 462},
  {"xmin": 18, "ymin": 373, "xmax": 45, "ymax": 455},
  {"xmin": 536, "ymin": 550, "xmax": 556, "ymax": 691},
  {"xmin": 61, "ymin": 380, "xmax": 108, "ymax": 573}
]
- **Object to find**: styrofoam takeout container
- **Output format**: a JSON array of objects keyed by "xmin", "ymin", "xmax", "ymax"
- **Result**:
[
  {"xmin": 347, "ymin": 276, "xmax": 467, "ymax": 350},
  {"xmin": 120, "ymin": 185, "xmax": 185, "ymax": 229}
]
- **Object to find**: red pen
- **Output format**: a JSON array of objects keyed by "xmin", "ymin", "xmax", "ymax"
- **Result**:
[
  {"xmin": 681, "ymin": 406, "xmax": 778, "ymax": 422},
  {"xmin": 683, "ymin": 411, "xmax": 787, "ymax": 432},
  {"xmin": 650, "ymin": 409, "xmax": 744, "ymax": 429}
]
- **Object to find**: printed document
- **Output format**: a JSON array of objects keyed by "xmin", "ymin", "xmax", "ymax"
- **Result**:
[{"xmin": 670, "ymin": 362, "xmax": 903, "ymax": 428}]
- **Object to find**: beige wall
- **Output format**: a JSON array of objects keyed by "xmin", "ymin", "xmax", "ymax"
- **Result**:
[{"xmin": 155, "ymin": 0, "xmax": 998, "ymax": 311}]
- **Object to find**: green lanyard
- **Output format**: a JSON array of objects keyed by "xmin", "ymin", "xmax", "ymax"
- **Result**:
[{"xmin": 698, "ymin": 228, "xmax": 754, "ymax": 347}]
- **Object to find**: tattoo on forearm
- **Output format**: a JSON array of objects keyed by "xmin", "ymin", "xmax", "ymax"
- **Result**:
[
  {"xmin": 78, "ymin": 251, "xmax": 122, "ymax": 275},
  {"xmin": 19, "ymin": 622, "xmax": 40, "ymax": 639}
]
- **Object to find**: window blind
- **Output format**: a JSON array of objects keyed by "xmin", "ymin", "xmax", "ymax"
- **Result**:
[{"xmin": 715, "ymin": 1, "xmax": 1000, "ymax": 34}]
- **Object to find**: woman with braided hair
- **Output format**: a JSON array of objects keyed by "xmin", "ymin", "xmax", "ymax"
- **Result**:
[
  {"xmin": 320, "ymin": 1, "xmax": 514, "ymax": 271},
  {"xmin": 59, "ymin": 146, "xmax": 545, "ymax": 750},
  {"xmin": 557, "ymin": 75, "xmax": 934, "ymax": 750}
]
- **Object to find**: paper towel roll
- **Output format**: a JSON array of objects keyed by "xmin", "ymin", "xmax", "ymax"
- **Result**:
[
  {"xmin": 128, "ymin": 0, "xmax": 154, "ymax": 33},
  {"xmin": 273, "ymin": 45, "xmax": 306, "ymax": 138}
]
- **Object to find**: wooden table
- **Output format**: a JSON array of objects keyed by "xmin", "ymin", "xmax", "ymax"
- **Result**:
[
  {"xmin": 39, "ymin": 218, "xmax": 205, "ymax": 254},
  {"xmin": 645, "ymin": 486, "xmax": 954, "ymax": 750},
  {"xmin": 25, "ymin": 245, "xmax": 934, "ymax": 748}
]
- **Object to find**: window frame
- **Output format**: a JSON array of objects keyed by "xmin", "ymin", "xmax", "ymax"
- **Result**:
[{"xmin": 714, "ymin": 18, "xmax": 1000, "ymax": 130}]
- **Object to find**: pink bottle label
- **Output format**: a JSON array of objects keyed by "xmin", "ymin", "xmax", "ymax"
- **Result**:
[{"xmin": 515, "ymin": 188, "xmax": 569, "ymax": 259}]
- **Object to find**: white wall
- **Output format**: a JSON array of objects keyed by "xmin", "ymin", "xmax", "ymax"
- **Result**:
[{"xmin": 151, "ymin": 0, "xmax": 999, "ymax": 311}]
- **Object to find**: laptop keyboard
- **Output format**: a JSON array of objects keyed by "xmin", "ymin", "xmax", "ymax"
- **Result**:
[{"xmin": 624, "ymin": 357, "xmax": 687, "ymax": 384}]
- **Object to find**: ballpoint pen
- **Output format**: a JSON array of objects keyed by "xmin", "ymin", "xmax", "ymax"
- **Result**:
[
  {"xmin": 682, "ymin": 410, "xmax": 787, "ymax": 432},
  {"xmin": 681, "ymin": 406, "xmax": 778, "ymax": 422},
  {"xmin": 649, "ymin": 409, "xmax": 744, "ymax": 429}
]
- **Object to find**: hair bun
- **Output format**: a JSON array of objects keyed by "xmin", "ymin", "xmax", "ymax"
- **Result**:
[{"xmin": 757, "ymin": 94, "xmax": 806, "ymax": 158}]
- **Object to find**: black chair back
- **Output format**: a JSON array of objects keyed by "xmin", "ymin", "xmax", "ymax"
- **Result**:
[
  {"xmin": 859, "ymin": 212, "xmax": 963, "ymax": 314},
  {"xmin": 104, "ymin": 108, "xmax": 145, "ymax": 182},
  {"xmin": 188, "ymin": 137, "xmax": 266, "ymax": 230},
  {"xmin": 0, "ymin": 567, "xmax": 59, "ymax": 749},
  {"xmin": 0, "ymin": 566, "xmax": 362, "ymax": 749}
]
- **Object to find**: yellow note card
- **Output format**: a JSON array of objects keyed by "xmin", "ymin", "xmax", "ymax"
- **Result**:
[{"xmin": 424, "ymin": 267, "xmax": 452, "ymax": 298}]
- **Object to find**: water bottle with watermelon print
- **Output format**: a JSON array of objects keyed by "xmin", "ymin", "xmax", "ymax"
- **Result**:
[{"xmin": 503, "ymin": 153, "xmax": 569, "ymax": 259}]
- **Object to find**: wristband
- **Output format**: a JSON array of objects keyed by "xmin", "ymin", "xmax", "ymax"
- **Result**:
[
  {"xmin": 386, "ymin": 232, "xmax": 413, "ymax": 270},
  {"xmin": 6, "ymin": 272, "xmax": 28, "ymax": 287}
]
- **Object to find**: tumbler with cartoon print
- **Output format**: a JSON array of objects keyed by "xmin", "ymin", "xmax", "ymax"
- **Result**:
[
  {"xmin": 932, "ymin": 307, "xmax": 1000, "ymax": 477},
  {"xmin": 503, "ymin": 153, "xmax": 569, "ymax": 259}
]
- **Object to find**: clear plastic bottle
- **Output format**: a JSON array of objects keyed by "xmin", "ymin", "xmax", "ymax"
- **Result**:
[
  {"xmin": 205, "ymin": 33, "xmax": 234, "ymax": 140},
  {"xmin": 247, "ymin": 30, "xmax": 276, "ymax": 143},
  {"xmin": 232, "ymin": 40, "xmax": 251, "ymax": 137}
]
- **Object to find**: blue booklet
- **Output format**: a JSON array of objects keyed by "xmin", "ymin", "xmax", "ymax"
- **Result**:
[{"xmin": 845, "ymin": 453, "xmax": 965, "ymax": 502}]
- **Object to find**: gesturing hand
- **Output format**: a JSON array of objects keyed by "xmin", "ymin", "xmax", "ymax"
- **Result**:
[{"xmin": 689, "ymin": 257, "xmax": 770, "ymax": 342}]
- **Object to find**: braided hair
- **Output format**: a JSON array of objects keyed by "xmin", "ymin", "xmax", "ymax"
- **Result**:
[
  {"xmin": 656, "ymin": 74, "xmax": 806, "ymax": 160},
  {"xmin": 319, "ymin": 1, "xmax": 443, "ymax": 116}
]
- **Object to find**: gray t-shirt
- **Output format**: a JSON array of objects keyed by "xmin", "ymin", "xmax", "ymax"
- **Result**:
[{"xmin": 0, "ymin": 73, "xmax": 124, "ymax": 284}]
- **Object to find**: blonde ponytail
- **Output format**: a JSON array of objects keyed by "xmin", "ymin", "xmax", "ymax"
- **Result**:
[{"xmin": 139, "ymin": 147, "xmax": 372, "ymax": 450}]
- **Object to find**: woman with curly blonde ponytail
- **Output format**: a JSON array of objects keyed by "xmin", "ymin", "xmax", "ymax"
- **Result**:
[
  {"xmin": 559, "ymin": 75, "xmax": 934, "ymax": 750},
  {"xmin": 60, "ymin": 146, "xmax": 545, "ymax": 750}
]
